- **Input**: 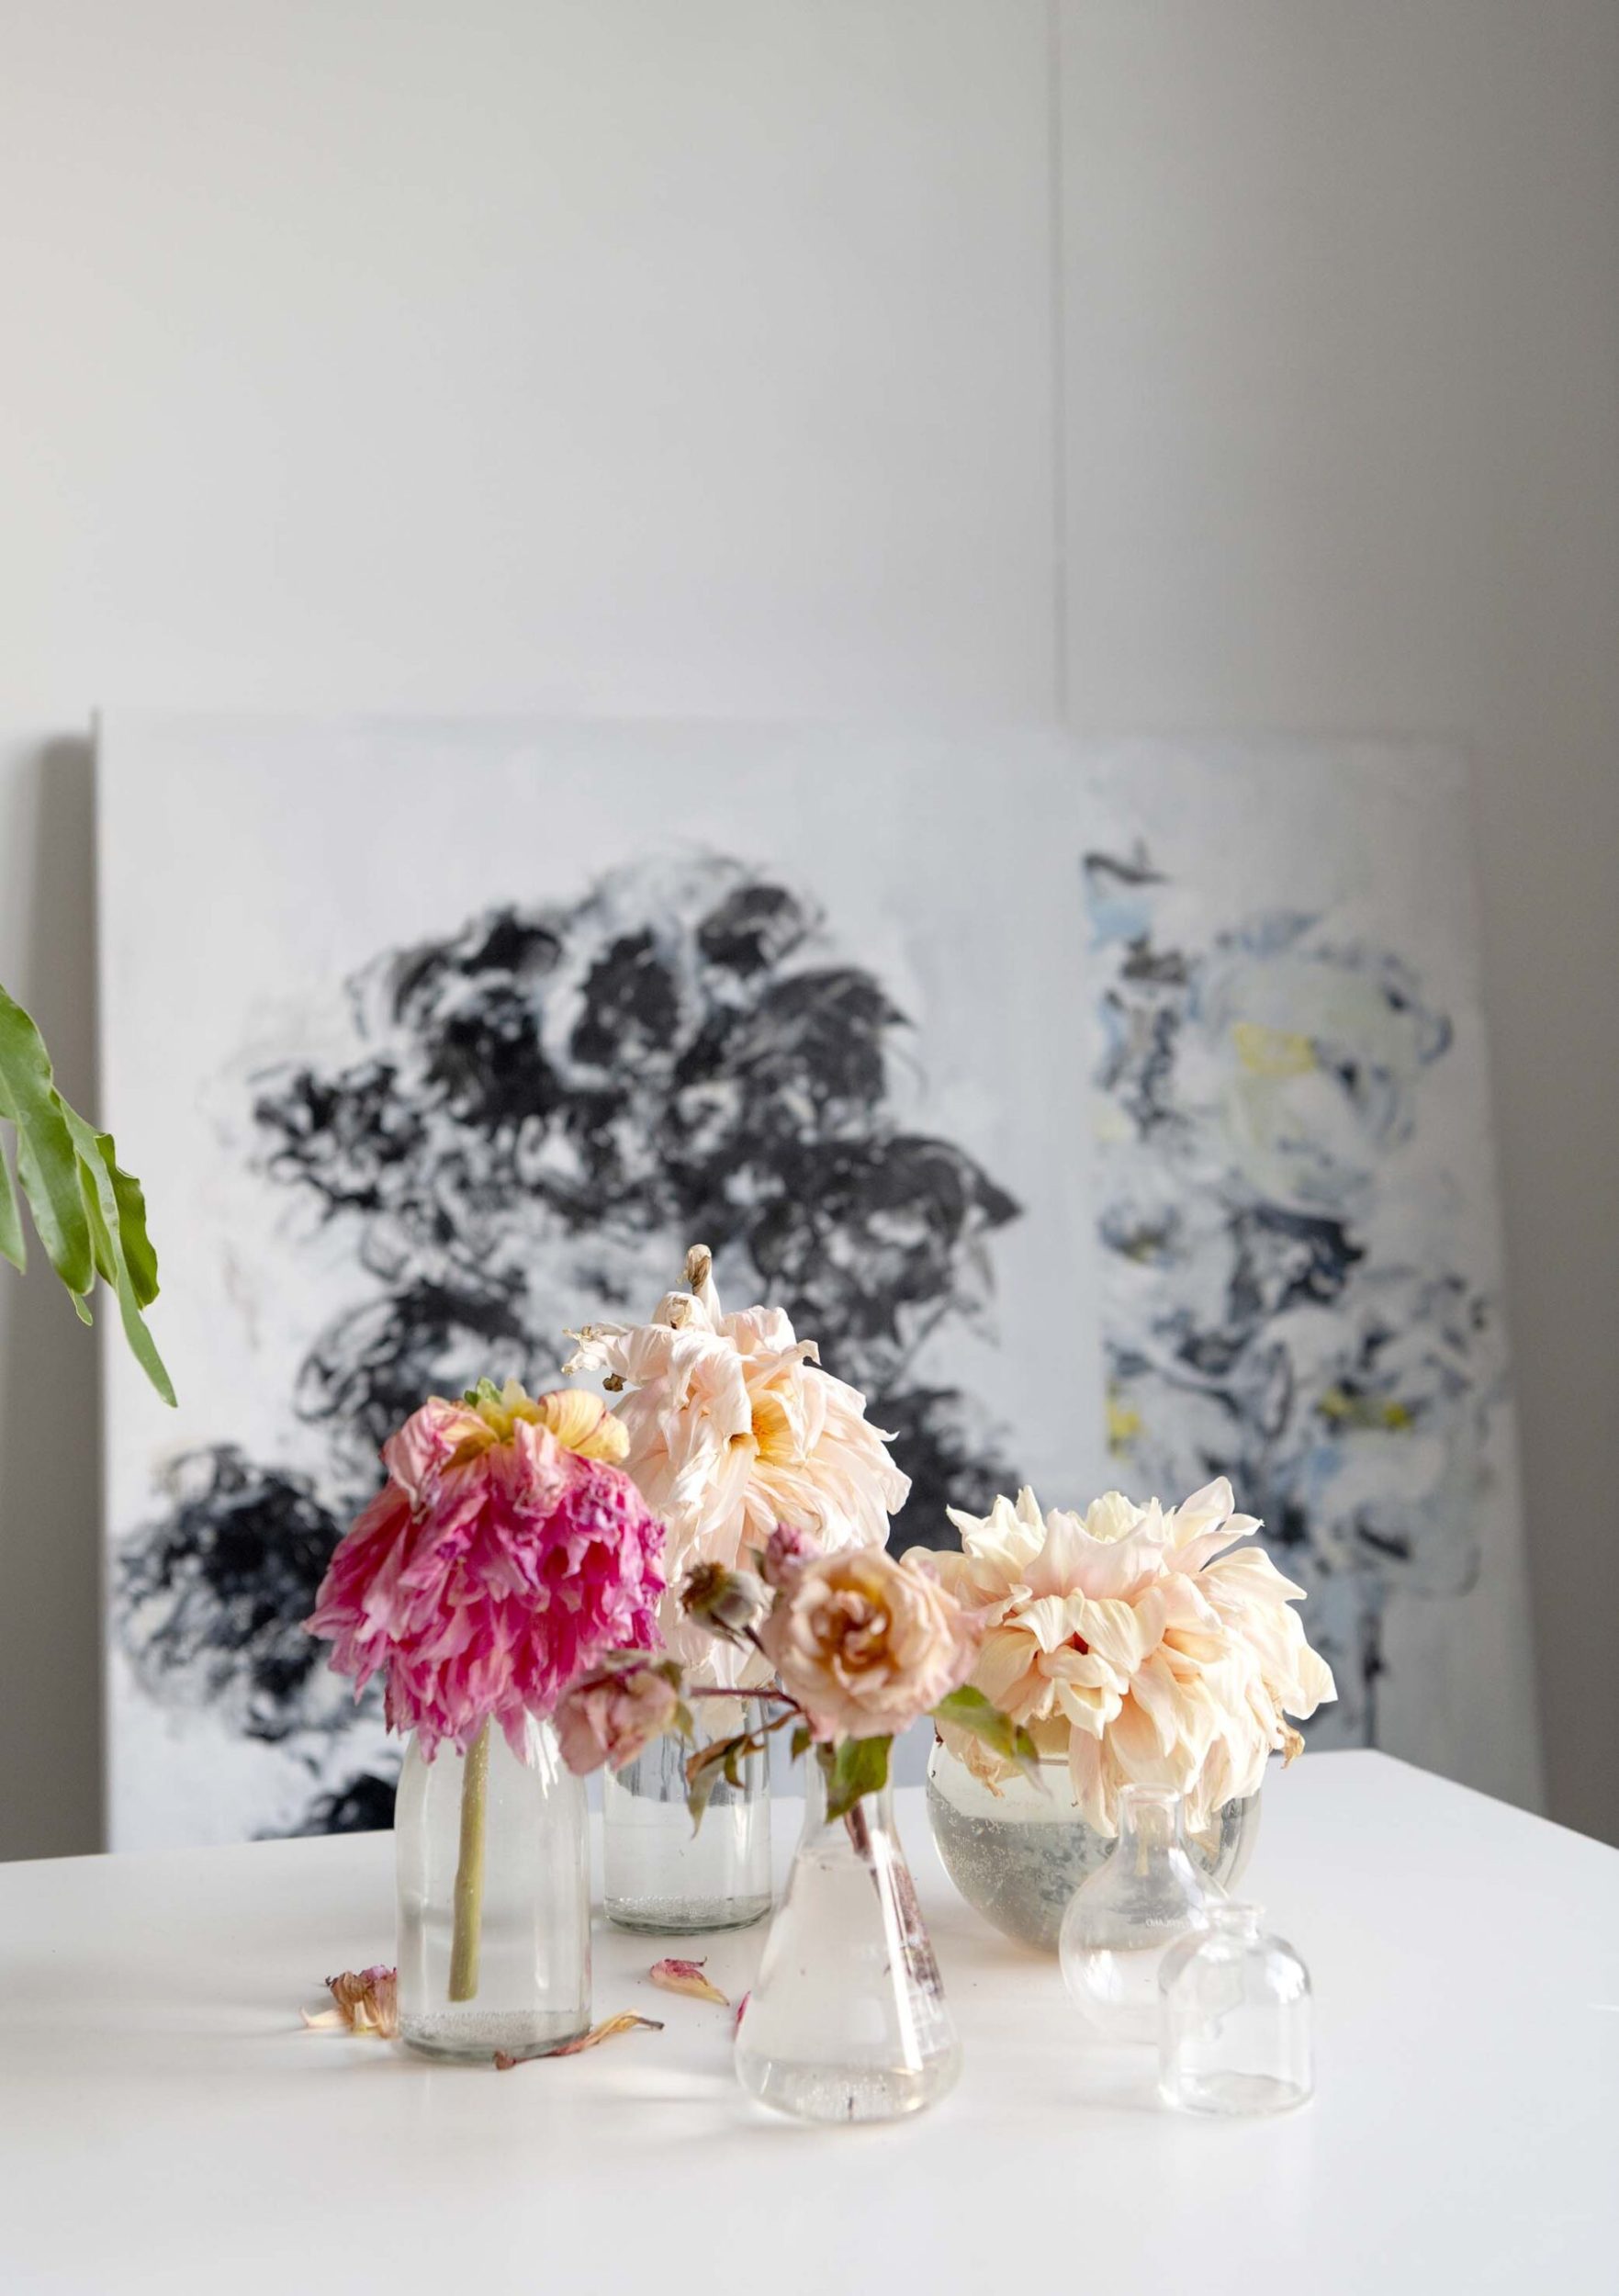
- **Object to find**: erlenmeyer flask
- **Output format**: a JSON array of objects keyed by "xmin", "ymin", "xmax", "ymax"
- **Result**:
[{"xmin": 735, "ymin": 1754, "xmax": 961, "ymax": 2122}]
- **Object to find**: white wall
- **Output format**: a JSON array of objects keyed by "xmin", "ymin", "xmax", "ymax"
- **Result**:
[{"xmin": 2, "ymin": 1, "xmax": 1614, "ymax": 1854}]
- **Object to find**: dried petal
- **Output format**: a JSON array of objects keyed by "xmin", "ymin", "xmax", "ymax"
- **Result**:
[
  {"xmin": 532, "ymin": 1386, "xmax": 631, "ymax": 1464},
  {"xmin": 649, "ymin": 1957, "xmax": 730, "ymax": 2007},
  {"xmin": 303, "ymin": 1965, "xmax": 399, "ymax": 2038},
  {"xmin": 492, "ymin": 2013, "xmax": 663, "ymax": 2067},
  {"xmin": 733, "ymin": 1990, "xmax": 750, "ymax": 2033}
]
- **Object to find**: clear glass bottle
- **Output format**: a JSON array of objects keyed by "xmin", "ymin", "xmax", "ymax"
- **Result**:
[
  {"xmin": 1058, "ymin": 1784, "xmax": 1215, "ymax": 2043},
  {"xmin": 735, "ymin": 1759, "xmax": 961, "ymax": 2122},
  {"xmin": 395, "ymin": 1716, "xmax": 590, "ymax": 2063},
  {"xmin": 1158, "ymin": 1900, "xmax": 1313, "ymax": 2115},
  {"xmin": 602, "ymin": 1696, "xmax": 772, "ymax": 1933}
]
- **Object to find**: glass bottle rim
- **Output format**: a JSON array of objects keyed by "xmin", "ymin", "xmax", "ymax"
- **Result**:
[{"xmin": 1208, "ymin": 1898, "xmax": 1265, "ymax": 1936}]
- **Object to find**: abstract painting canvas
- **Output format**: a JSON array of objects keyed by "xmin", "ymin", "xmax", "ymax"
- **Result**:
[
  {"xmin": 99, "ymin": 719, "xmax": 1540, "ymax": 1846},
  {"xmin": 98, "ymin": 718, "xmax": 1103, "ymax": 1846},
  {"xmin": 1079, "ymin": 741, "xmax": 1541, "ymax": 1812}
]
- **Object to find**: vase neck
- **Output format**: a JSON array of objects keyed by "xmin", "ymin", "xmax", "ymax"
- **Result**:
[
  {"xmin": 1115, "ymin": 1783, "xmax": 1186, "ymax": 1853},
  {"xmin": 800, "ymin": 1749, "xmax": 896, "ymax": 1838}
]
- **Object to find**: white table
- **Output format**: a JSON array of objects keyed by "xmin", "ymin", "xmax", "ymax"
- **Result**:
[{"xmin": 2, "ymin": 1750, "xmax": 1615, "ymax": 2294}]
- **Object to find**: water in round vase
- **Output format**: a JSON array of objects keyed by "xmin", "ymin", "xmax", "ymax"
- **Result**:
[
  {"xmin": 395, "ymin": 1716, "xmax": 591, "ymax": 2062},
  {"xmin": 736, "ymin": 1761, "xmax": 961, "ymax": 2122},
  {"xmin": 926, "ymin": 1739, "xmax": 1258, "ymax": 1953}
]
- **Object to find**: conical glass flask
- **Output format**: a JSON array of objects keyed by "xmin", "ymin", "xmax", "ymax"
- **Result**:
[
  {"xmin": 735, "ymin": 1755, "xmax": 961, "ymax": 2122},
  {"xmin": 1058, "ymin": 1784, "xmax": 1215, "ymax": 2043}
]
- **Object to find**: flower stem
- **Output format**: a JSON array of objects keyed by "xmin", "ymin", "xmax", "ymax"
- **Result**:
[{"xmin": 448, "ymin": 1723, "xmax": 491, "ymax": 2003}]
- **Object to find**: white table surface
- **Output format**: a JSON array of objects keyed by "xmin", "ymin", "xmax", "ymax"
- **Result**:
[{"xmin": 2, "ymin": 1750, "xmax": 1616, "ymax": 2295}]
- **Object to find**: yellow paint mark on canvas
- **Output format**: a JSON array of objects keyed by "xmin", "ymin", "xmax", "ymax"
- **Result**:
[
  {"xmin": 1319, "ymin": 1388, "xmax": 1413, "ymax": 1432},
  {"xmin": 1107, "ymin": 1393, "xmax": 1142, "ymax": 1455},
  {"xmin": 1231, "ymin": 1021, "xmax": 1316, "ymax": 1077}
]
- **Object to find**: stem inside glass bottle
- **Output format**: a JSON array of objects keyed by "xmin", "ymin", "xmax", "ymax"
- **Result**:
[{"xmin": 448, "ymin": 1723, "xmax": 490, "ymax": 2001}]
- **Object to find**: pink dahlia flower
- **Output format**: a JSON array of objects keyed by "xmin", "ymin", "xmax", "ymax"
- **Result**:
[{"xmin": 306, "ymin": 1381, "xmax": 665, "ymax": 1759}]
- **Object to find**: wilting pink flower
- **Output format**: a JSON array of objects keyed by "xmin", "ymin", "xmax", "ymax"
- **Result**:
[
  {"xmin": 307, "ymin": 1380, "xmax": 665, "ymax": 1758},
  {"xmin": 759, "ymin": 1522, "xmax": 820, "ymax": 1591},
  {"xmin": 556, "ymin": 1655, "xmax": 682, "ymax": 1775},
  {"xmin": 757, "ymin": 1548, "xmax": 983, "ymax": 1743}
]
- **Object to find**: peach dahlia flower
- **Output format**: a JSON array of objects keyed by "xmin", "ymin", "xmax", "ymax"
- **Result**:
[
  {"xmin": 564, "ymin": 1247, "xmax": 909, "ymax": 1676},
  {"xmin": 915, "ymin": 1479, "xmax": 1334, "ymax": 1834}
]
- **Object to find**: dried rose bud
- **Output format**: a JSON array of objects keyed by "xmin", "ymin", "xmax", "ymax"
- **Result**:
[
  {"xmin": 759, "ymin": 1521, "xmax": 821, "ymax": 1591},
  {"xmin": 556, "ymin": 1656, "xmax": 681, "ymax": 1776},
  {"xmin": 680, "ymin": 1562, "xmax": 768, "ymax": 1643}
]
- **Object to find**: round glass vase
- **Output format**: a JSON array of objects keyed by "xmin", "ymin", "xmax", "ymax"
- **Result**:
[
  {"xmin": 395, "ymin": 1716, "xmax": 590, "ymax": 2064},
  {"xmin": 602, "ymin": 1696, "xmax": 772, "ymax": 1934},
  {"xmin": 735, "ymin": 1759, "xmax": 961, "ymax": 2123},
  {"xmin": 926, "ymin": 1739, "xmax": 1258, "ymax": 1953}
]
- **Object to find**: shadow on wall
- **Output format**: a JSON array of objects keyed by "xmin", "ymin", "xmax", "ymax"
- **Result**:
[{"xmin": 0, "ymin": 737, "xmax": 104, "ymax": 1859}]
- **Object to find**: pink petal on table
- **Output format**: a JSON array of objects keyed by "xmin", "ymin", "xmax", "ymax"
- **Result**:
[
  {"xmin": 733, "ymin": 1990, "xmax": 750, "ymax": 2033},
  {"xmin": 302, "ymin": 1965, "xmax": 399, "ymax": 2039},
  {"xmin": 649, "ymin": 1957, "xmax": 730, "ymax": 2007},
  {"xmin": 493, "ymin": 2013, "xmax": 664, "ymax": 2068}
]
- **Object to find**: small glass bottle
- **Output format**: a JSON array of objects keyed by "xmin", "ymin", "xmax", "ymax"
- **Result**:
[
  {"xmin": 1158, "ymin": 1900, "xmax": 1313, "ymax": 2116},
  {"xmin": 602, "ymin": 1696, "xmax": 772, "ymax": 1933},
  {"xmin": 1058, "ymin": 1784, "xmax": 1214, "ymax": 2043},
  {"xmin": 395, "ymin": 1716, "xmax": 590, "ymax": 2063},
  {"xmin": 735, "ymin": 1758, "xmax": 961, "ymax": 2122}
]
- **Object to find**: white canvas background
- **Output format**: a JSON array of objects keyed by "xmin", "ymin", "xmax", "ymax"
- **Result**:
[
  {"xmin": 99, "ymin": 717, "xmax": 1538, "ymax": 1844},
  {"xmin": 99, "ymin": 715, "xmax": 1105, "ymax": 1844}
]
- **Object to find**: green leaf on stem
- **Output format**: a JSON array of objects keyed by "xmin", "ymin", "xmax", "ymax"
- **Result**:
[
  {"xmin": 789, "ymin": 1723, "xmax": 813, "ymax": 1764},
  {"xmin": 821, "ymin": 1734, "xmax": 891, "ymax": 1823},
  {"xmin": 0, "ymin": 985, "xmax": 173, "ymax": 1401},
  {"xmin": 62, "ymin": 1112, "xmax": 175, "ymax": 1406},
  {"xmin": 0, "ymin": 1135, "xmax": 26, "ymax": 1273},
  {"xmin": 0, "ymin": 988, "xmax": 93, "ymax": 1296},
  {"xmin": 684, "ymin": 1733, "xmax": 739, "ymax": 1829},
  {"xmin": 930, "ymin": 1685, "xmax": 1045, "ymax": 1785}
]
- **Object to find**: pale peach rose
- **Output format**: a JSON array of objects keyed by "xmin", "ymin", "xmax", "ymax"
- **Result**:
[
  {"xmin": 757, "ymin": 1548, "xmax": 982, "ymax": 1743},
  {"xmin": 565, "ymin": 1248, "xmax": 908, "ymax": 1681},
  {"xmin": 915, "ymin": 1479, "xmax": 1334, "ymax": 1834}
]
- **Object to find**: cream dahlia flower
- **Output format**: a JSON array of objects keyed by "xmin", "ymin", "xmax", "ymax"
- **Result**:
[
  {"xmin": 914, "ymin": 1479, "xmax": 1334, "ymax": 1835},
  {"xmin": 564, "ymin": 1247, "xmax": 909, "ymax": 1676}
]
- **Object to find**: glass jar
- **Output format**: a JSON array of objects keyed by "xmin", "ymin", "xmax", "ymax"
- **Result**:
[
  {"xmin": 395, "ymin": 1716, "xmax": 590, "ymax": 2063},
  {"xmin": 928, "ymin": 1741, "xmax": 1256, "ymax": 1953},
  {"xmin": 735, "ymin": 1758, "xmax": 961, "ymax": 2122},
  {"xmin": 1058, "ymin": 1784, "xmax": 1215, "ymax": 2043},
  {"xmin": 602, "ymin": 1696, "xmax": 772, "ymax": 1933},
  {"xmin": 1159, "ymin": 1900, "xmax": 1313, "ymax": 2115}
]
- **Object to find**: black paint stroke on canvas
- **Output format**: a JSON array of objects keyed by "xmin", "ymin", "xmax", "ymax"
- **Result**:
[{"xmin": 118, "ymin": 854, "xmax": 1025, "ymax": 1831}]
